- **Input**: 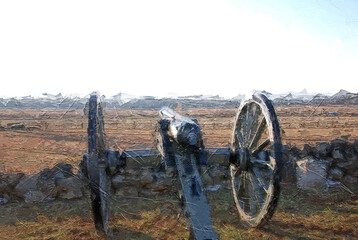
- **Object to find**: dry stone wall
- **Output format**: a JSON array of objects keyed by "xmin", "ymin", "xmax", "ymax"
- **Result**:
[
  {"xmin": 283, "ymin": 139, "xmax": 358, "ymax": 190},
  {"xmin": 0, "ymin": 139, "xmax": 357, "ymax": 204}
]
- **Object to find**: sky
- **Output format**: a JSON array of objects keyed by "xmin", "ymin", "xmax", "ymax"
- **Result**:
[{"xmin": 1, "ymin": 0, "xmax": 358, "ymax": 99}]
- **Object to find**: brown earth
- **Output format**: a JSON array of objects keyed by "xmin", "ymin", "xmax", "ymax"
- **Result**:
[{"xmin": 1, "ymin": 105, "xmax": 358, "ymax": 174}]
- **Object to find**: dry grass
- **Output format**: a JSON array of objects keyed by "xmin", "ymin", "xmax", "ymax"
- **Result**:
[{"xmin": 0, "ymin": 184, "xmax": 357, "ymax": 239}]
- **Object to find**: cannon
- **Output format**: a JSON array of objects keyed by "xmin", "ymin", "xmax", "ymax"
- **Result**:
[{"xmin": 80, "ymin": 92, "xmax": 282, "ymax": 239}]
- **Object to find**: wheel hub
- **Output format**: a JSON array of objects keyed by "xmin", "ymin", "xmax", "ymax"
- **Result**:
[{"xmin": 238, "ymin": 148, "xmax": 250, "ymax": 171}]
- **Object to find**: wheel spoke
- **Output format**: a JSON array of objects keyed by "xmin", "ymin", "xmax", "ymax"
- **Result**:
[
  {"xmin": 246, "ymin": 104, "xmax": 253, "ymax": 144},
  {"xmin": 241, "ymin": 172, "xmax": 246, "ymax": 196},
  {"xmin": 251, "ymin": 158, "xmax": 274, "ymax": 170},
  {"xmin": 241, "ymin": 172, "xmax": 248, "ymax": 212},
  {"xmin": 249, "ymin": 117, "xmax": 266, "ymax": 151},
  {"xmin": 231, "ymin": 165, "xmax": 243, "ymax": 195},
  {"xmin": 247, "ymin": 173, "xmax": 257, "ymax": 215},
  {"xmin": 245, "ymin": 105, "xmax": 251, "ymax": 140},
  {"xmin": 252, "ymin": 138, "xmax": 271, "ymax": 156},
  {"xmin": 248, "ymin": 170, "xmax": 264, "ymax": 208},
  {"xmin": 241, "ymin": 110, "xmax": 249, "ymax": 146},
  {"xmin": 252, "ymin": 167, "xmax": 269, "ymax": 194},
  {"xmin": 235, "ymin": 130, "xmax": 244, "ymax": 147},
  {"xmin": 247, "ymin": 104, "xmax": 261, "ymax": 146}
]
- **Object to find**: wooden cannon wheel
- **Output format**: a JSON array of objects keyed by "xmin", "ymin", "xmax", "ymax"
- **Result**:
[
  {"xmin": 230, "ymin": 93, "xmax": 283, "ymax": 227},
  {"xmin": 87, "ymin": 93, "xmax": 111, "ymax": 234}
]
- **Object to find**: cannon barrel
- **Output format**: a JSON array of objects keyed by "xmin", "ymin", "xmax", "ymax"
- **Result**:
[{"xmin": 159, "ymin": 107, "xmax": 202, "ymax": 148}]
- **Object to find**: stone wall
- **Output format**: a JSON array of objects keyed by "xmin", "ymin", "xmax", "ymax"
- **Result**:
[
  {"xmin": 1, "ymin": 139, "xmax": 357, "ymax": 204},
  {"xmin": 282, "ymin": 139, "xmax": 358, "ymax": 190},
  {"xmin": 0, "ymin": 163, "xmax": 85, "ymax": 204},
  {"xmin": 0, "ymin": 162, "xmax": 231, "ymax": 204}
]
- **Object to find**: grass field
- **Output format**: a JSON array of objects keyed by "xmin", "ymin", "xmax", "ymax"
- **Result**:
[{"xmin": 0, "ymin": 183, "xmax": 357, "ymax": 239}]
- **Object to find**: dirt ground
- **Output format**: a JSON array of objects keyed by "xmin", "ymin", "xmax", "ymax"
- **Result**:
[
  {"xmin": 0, "ymin": 105, "xmax": 358, "ymax": 239},
  {"xmin": 1, "ymin": 105, "xmax": 358, "ymax": 174}
]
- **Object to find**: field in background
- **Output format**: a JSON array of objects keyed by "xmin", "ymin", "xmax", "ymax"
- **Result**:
[{"xmin": 1, "ymin": 105, "xmax": 358, "ymax": 174}]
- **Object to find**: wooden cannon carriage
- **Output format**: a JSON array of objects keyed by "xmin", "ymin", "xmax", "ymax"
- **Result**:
[{"xmin": 80, "ymin": 92, "xmax": 282, "ymax": 239}]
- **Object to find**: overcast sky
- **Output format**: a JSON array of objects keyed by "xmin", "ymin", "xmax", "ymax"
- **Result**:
[{"xmin": 1, "ymin": 0, "xmax": 358, "ymax": 98}]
